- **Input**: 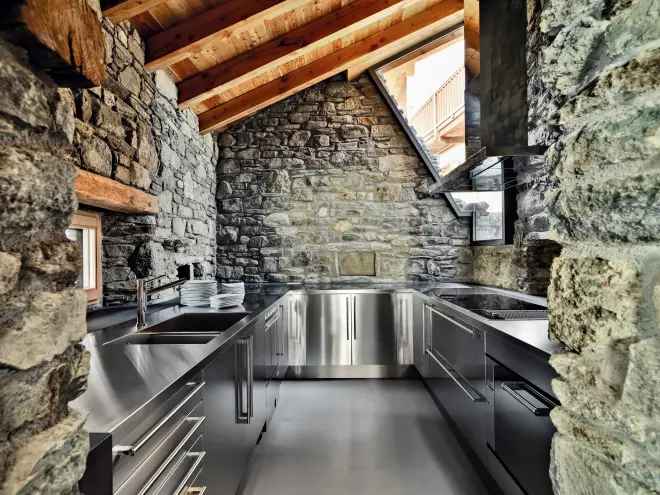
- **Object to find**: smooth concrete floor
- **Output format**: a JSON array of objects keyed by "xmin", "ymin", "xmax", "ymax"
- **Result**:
[{"xmin": 238, "ymin": 380, "xmax": 491, "ymax": 495}]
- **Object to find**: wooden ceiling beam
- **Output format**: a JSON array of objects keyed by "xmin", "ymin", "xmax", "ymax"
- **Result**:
[
  {"xmin": 345, "ymin": 11, "xmax": 463, "ymax": 79},
  {"xmin": 197, "ymin": 0, "xmax": 464, "ymax": 134},
  {"xmin": 145, "ymin": 0, "xmax": 309, "ymax": 72},
  {"xmin": 2, "ymin": 0, "xmax": 106, "ymax": 87},
  {"xmin": 177, "ymin": 0, "xmax": 421, "ymax": 110},
  {"xmin": 101, "ymin": 0, "xmax": 170, "ymax": 24}
]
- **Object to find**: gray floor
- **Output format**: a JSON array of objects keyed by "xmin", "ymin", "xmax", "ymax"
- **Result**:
[{"xmin": 239, "ymin": 380, "xmax": 490, "ymax": 495}]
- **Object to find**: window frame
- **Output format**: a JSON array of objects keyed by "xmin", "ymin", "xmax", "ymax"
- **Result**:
[{"xmin": 68, "ymin": 210, "xmax": 103, "ymax": 304}]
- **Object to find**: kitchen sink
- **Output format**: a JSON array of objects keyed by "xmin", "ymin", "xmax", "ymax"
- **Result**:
[
  {"xmin": 108, "ymin": 332, "xmax": 220, "ymax": 345},
  {"xmin": 145, "ymin": 312, "xmax": 250, "ymax": 333}
]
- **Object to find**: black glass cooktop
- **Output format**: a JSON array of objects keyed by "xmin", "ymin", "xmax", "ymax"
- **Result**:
[{"xmin": 441, "ymin": 294, "xmax": 547, "ymax": 320}]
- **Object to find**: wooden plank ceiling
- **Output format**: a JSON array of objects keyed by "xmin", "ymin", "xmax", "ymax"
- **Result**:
[{"xmin": 103, "ymin": 0, "xmax": 463, "ymax": 133}]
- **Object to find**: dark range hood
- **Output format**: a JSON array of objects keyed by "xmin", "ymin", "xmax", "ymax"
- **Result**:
[{"xmin": 432, "ymin": 0, "xmax": 546, "ymax": 192}]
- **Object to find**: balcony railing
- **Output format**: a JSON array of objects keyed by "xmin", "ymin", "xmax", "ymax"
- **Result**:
[{"xmin": 409, "ymin": 66, "xmax": 465, "ymax": 140}]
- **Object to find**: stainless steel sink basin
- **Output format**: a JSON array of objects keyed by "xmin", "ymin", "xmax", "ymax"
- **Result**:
[
  {"xmin": 108, "ymin": 332, "xmax": 220, "ymax": 345},
  {"xmin": 146, "ymin": 312, "xmax": 250, "ymax": 333}
]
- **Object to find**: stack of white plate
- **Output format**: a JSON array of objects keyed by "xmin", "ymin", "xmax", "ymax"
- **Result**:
[
  {"xmin": 211, "ymin": 282, "xmax": 245, "ymax": 308},
  {"xmin": 180, "ymin": 280, "xmax": 217, "ymax": 306},
  {"xmin": 220, "ymin": 282, "xmax": 245, "ymax": 294},
  {"xmin": 210, "ymin": 293, "xmax": 244, "ymax": 309}
]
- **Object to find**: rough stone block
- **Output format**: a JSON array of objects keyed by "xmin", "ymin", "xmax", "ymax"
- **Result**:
[
  {"xmin": 371, "ymin": 125, "xmax": 398, "ymax": 138},
  {"xmin": 289, "ymin": 130, "xmax": 311, "ymax": 147},
  {"xmin": 340, "ymin": 125, "xmax": 368, "ymax": 140},
  {"xmin": 0, "ymin": 289, "xmax": 86, "ymax": 370},
  {"xmin": 2, "ymin": 412, "xmax": 88, "ymax": 495},
  {"xmin": 548, "ymin": 255, "xmax": 649, "ymax": 351},
  {"xmin": 547, "ymin": 170, "xmax": 660, "ymax": 244},
  {"xmin": 119, "ymin": 66, "xmax": 142, "ymax": 96},
  {"xmin": 338, "ymin": 252, "xmax": 375, "ymax": 276},
  {"xmin": 155, "ymin": 70, "xmax": 177, "ymax": 102},
  {"xmin": 130, "ymin": 162, "xmax": 151, "ymax": 190},
  {"xmin": 0, "ymin": 148, "xmax": 77, "ymax": 250},
  {"xmin": 81, "ymin": 136, "xmax": 112, "ymax": 176}
]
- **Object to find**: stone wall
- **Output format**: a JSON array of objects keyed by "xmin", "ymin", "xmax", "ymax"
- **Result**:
[
  {"xmin": 216, "ymin": 76, "xmax": 472, "ymax": 283},
  {"xmin": 541, "ymin": 0, "xmax": 660, "ymax": 492},
  {"xmin": 0, "ymin": 40, "xmax": 89, "ymax": 494},
  {"xmin": 70, "ymin": 19, "xmax": 218, "ymax": 305},
  {"xmin": 470, "ymin": 0, "xmax": 562, "ymax": 296}
]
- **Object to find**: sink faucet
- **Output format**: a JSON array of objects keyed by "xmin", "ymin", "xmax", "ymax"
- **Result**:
[{"xmin": 137, "ymin": 276, "xmax": 188, "ymax": 328}]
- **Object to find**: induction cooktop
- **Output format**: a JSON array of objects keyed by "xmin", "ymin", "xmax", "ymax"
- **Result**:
[{"xmin": 441, "ymin": 294, "xmax": 548, "ymax": 320}]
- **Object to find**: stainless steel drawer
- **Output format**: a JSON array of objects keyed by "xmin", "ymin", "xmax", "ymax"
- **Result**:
[
  {"xmin": 113, "ymin": 378, "xmax": 204, "ymax": 491},
  {"xmin": 116, "ymin": 400, "xmax": 204, "ymax": 495},
  {"xmin": 147, "ymin": 435, "xmax": 205, "ymax": 495}
]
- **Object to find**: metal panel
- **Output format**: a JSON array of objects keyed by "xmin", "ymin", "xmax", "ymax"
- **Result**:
[
  {"xmin": 303, "ymin": 293, "xmax": 352, "ymax": 366},
  {"xmin": 352, "ymin": 293, "xmax": 397, "ymax": 366},
  {"xmin": 245, "ymin": 329, "xmax": 267, "ymax": 447},
  {"xmin": 201, "ymin": 345, "xmax": 248, "ymax": 495},
  {"xmin": 413, "ymin": 294, "xmax": 430, "ymax": 377}
]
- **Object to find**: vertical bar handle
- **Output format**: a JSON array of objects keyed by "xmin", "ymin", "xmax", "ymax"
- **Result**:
[
  {"xmin": 352, "ymin": 295, "xmax": 357, "ymax": 340},
  {"xmin": 346, "ymin": 296, "xmax": 350, "ymax": 341},
  {"xmin": 235, "ymin": 340, "xmax": 248, "ymax": 424},
  {"xmin": 247, "ymin": 336, "xmax": 254, "ymax": 421}
]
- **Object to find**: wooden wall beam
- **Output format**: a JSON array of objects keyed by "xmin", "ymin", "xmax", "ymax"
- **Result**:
[
  {"xmin": 197, "ymin": 0, "xmax": 464, "ymax": 134},
  {"xmin": 75, "ymin": 170, "xmax": 159, "ymax": 214},
  {"xmin": 177, "ymin": 0, "xmax": 420, "ymax": 110},
  {"xmin": 1, "ymin": 0, "xmax": 106, "ymax": 88},
  {"xmin": 102, "ymin": 0, "xmax": 170, "ymax": 24},
  {"xmin": 145, "ymin": 0, "xmax": 309, "ymax": 72}
]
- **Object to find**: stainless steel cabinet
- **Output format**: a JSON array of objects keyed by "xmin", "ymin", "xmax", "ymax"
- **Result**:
[
  {"xmin": 426, "ymin": 305, "xmax": 487, "ymax": 464},
  {"xmin": 352, "ymin": 293, "xmax": 397, "ymax": 365},
  {"xmin": 202, "ymin": 343, "xmax": 248, "ymax": 495},
  {"xmin": 303, "ymin": 293, "xmax": 352, "ymax": 365}
]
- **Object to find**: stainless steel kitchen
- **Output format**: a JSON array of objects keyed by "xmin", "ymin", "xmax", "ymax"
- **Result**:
[{"xmin": 0, "ymin": 1, "xmax": 657, "ymax": 495}]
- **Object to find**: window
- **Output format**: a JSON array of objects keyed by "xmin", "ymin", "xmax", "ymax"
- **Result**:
[
  {"xmin": 369, "ymin": 24, "xmax": 512, "ymax": 246},
  {"xmin": 66, "ymin": 211, "xmax": 102, "ymax": 304}
]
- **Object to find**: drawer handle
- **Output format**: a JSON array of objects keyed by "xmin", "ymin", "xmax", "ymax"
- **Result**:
[
  {"xmin": 502, "ymin": 382, "xmax": 557, "ymax": 416},
  {"xmin": 114, "ymin": 382, "xmax": 205, "ymax": 456},
  {"xmin": 174, "ymin": 452, "xmax": 206, "ymax": 495},
  {"xmin": 137, "ymin": 417, "xmax": 205, "ymax": 495},
  {"xmin": 425, "ymin": 305, "xmax": 477, "ymax": 337},
  {"xmin": 185, "ymin": 488, "xmax": 207, "ymax": 495},
  {"xmin": 265, "ymin": 314, "xmax": 279, "ymax": 332},
  {"xmin": 428, "ymin": 346, "xmax": 486, "ymax": 403}
]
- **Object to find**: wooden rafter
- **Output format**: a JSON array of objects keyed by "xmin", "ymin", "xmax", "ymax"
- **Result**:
[
  {"xmin": 145, "ymin": 0, "xmax": 309, "ymax": 72},
  {"xmin": 197, "ymin": 0, "xmax": 463, "ymax": 134},
  {"xmin": 102, "ymin": 0, "xmax": 170, "ymax": 24},
  {"xmin": 177, "ymin": 0, "xmax": 421, "ymax": 110}
]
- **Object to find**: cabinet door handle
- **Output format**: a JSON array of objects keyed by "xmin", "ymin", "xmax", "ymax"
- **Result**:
[
  {"xmin": 502, "ymin": 382, "xmax": 557, "ymax": 416},
  {"xmin": 346, "ymin": 296, "xmax": 350, "ymax": 341},
  {"xmin": 135, "ymin": 417, "xmax": 205, "ymax": 495},
  {"xmin": 235, "ymin": 340, "xmax": 248, "ymax": 424},
  {"xmin": 425, "ymin": 305, "xmax": 477, "ymax": 337},
  {"xmin": 428, "ymin": 346, "xmax": 486, "ymax": 403},
  {"xmin": 113, "ymin": 382, "xmax": 205, "ymax": 456},
  {"xmin": 353, "ymin": 295, "xmax": 357, "ymax": 340},
  {"xmin": 247, "ymin": 336, "xmax": 254, "ymax": 421}
]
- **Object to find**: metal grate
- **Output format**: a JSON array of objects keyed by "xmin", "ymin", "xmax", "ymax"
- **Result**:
[{"xmin": 473, "ymin": 309, "xmax": 548, "ymax": 320}]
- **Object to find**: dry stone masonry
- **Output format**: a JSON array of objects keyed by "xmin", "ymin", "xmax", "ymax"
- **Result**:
[
  {"xmin": 542, "ymin": 0, "xmax": 660, "ymax": 492},
  {"xmin": 215, "ymin": 76, "xmax": 472, "ymax": 283},
  {"xmin": 0, "ymin": 39, "xmax": 89, "ymax": 494},
  {"xmin": 71, "ymin": 19, "xmax": 218, "ymax": 305}
]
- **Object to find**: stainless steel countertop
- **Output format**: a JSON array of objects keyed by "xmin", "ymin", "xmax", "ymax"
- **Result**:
[{"xmin": 71, "ymin": 282, "xmax": 562, "ymax": 444}]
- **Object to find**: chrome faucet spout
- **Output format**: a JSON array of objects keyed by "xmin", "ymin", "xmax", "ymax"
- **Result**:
[{"xmin": 137, "ymin": 276, "xmax": 188, "ymax": 328}]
